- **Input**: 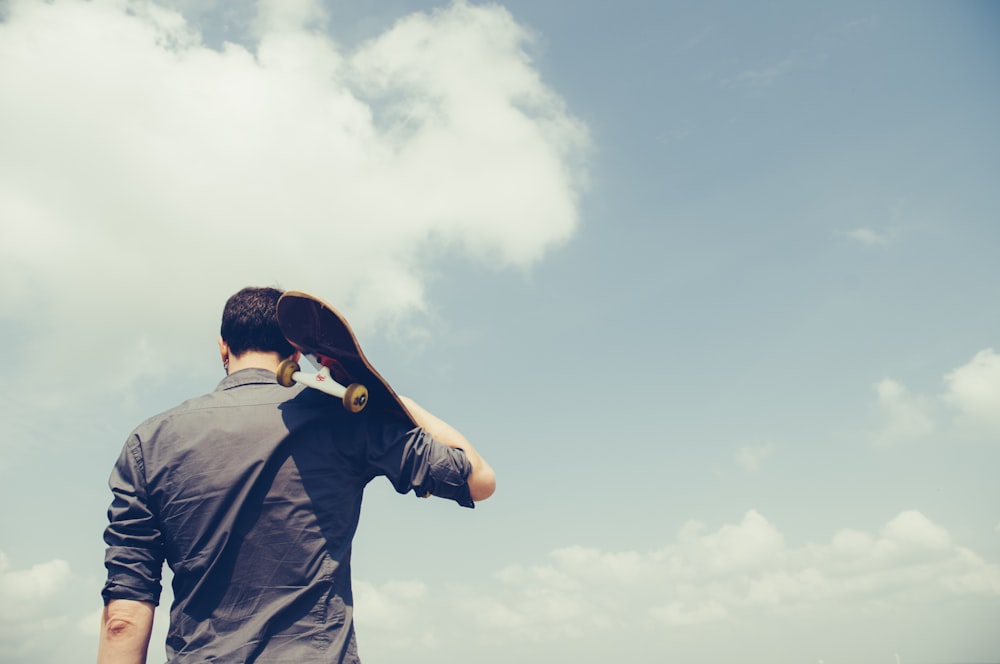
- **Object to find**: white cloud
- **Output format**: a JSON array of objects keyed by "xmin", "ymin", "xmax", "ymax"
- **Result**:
[
  {"xmin": 353, "ymin": 579, "xmax": 436, "ymax": 650},
  {"xmin": 870, "ymin": 349, "xmax": 1000, "ymax": 445},
  {"xmin": 441, "ymin": 511, "xmax": 1000, "ymax": 644},
  {"xmin": 734, "ymin": 442, "xmax": 776, "ymax": 471},
  {"xmin": 880, "ymin": 510, "xmax": 951, "ymax": 552},
  {"xmin": 328, "ymin": 510, "xmax": 984, "ymax": 661},
  {"xmin": 871, "ymin": 378, "xmax": 935, "ymax": 444},
  {"xmin": 649, "ymin": 600, "xmax": 727, "ymax": 626},
  {"xmin": 845, "ymin": 226, "xmax": 894, "ymax": 246},
  {"xmin": 350, "ymin": 510, "xmax": 1000, "ymax": 653},
  {"xmin": 674, "ymin": 510, "xmax": 786, "ymax": 576},
  {"xmin": 942, "ymin": 348, "xmax": 1000, "ymax": 435},
  {"xmin": 0, "ymin": 552, "xmax": 72, "ymax": 618},
  {"xmin": 0, "ymin": 552, "xmax": 95, "ymax": 662},
  {"xmin": 77, "ymin": 608, "xmax": 103, "ymax": 637},
  {"xmin": 0, "ymin": 0, "xmax": 588, "ymax": 411}
]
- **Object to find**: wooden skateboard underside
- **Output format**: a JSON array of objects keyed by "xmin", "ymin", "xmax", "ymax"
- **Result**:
[{"xmin": 276, "ymin": 291, "xmax": 415, "ymax": 426}]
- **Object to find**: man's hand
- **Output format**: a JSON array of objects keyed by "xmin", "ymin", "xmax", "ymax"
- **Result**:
[{"xmin": 97, "ymin": 599, "xmax": 154, "ymax": 664}]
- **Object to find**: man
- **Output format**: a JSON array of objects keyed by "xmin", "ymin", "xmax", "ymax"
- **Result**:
[{"xmin": 98, "ymin": 287, "xmax": 495, "ymax": 663}]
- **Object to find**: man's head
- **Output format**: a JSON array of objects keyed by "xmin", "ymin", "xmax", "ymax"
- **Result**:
[{"xmin": 220, "ymin": 287, "xmax": 296, "ymax": 360}]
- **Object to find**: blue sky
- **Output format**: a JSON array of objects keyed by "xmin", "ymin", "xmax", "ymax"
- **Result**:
[{"xmin": 1, "ymin": 1, "xmax": 998, "ymax": 662}]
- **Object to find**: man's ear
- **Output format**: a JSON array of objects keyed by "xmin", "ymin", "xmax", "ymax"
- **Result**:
[{"xmin": 218, "ymin": 337, "xmax": 229, "ymax": 365}]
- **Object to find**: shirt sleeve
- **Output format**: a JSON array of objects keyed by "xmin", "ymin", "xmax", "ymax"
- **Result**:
[
  {"xmin": 366, "ymin": 423, "xmax": 475, "ymax": 508},
  {"xmin": 102, "ymin": 434, "xmax": 165, "ymax": 605}
]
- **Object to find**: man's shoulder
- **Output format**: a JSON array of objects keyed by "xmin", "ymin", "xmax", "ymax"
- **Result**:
[
  {"xmin": 128, "ymin": 369, "xmax": 337, "ymax": 442},
  {"xmin": 128, "ymin": 388, "xmax": 222, "ymax": 440},
  {"xmin": 130, "ymin": 371, "xmax": 270, "ymax": 429}
]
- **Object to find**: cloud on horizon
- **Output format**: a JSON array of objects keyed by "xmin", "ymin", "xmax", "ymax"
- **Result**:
[
  {"xmin": 5, "ymin": 508, "xmax": 997, "ymax": 663},
  {"xmin": 351, "ymin": 509, "xmax": 999, "ymax": 660}
]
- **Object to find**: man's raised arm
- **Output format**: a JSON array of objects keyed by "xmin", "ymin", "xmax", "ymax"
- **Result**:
[{"xmin": 400, "ymin": 397, "xmax": 496, "ymax": 502}]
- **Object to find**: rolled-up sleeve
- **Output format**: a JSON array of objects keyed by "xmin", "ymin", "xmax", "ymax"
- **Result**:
[
  {"xmin": 367, "ymin": 425, "xmax": 474, "ymax": 508},
  {"xmin": 102, "ymin": 435, "xmax": 164, "ymax": 605}
]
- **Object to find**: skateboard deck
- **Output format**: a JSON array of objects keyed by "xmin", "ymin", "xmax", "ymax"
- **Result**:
[{"xmin": 275, "ymin": 291, "xmax": 416, "ymax": 426}]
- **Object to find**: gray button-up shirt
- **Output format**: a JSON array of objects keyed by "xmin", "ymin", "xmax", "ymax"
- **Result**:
[{"xmin": 103, "ymin": 368, "xmax": 472, "ymax": 663}]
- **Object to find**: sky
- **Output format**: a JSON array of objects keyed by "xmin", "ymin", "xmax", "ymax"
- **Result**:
[{"xmin": 1, "ymin": 0, "xmax": 998, "ymax": 662}]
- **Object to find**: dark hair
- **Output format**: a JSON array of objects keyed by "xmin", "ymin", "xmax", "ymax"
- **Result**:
[{"xmin": 220, "ymin": 287, "xmax": 295, "ymax": 358}]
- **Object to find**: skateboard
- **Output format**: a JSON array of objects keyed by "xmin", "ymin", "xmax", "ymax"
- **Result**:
[{"xmin": 275, "ymin": 291, "xmax": 416, "ymax": 426}]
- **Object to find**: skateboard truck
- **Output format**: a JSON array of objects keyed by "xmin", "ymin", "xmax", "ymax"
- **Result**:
[{"xmin": 276, "ymin": 358, "xmax": 369, "ymax": 413}]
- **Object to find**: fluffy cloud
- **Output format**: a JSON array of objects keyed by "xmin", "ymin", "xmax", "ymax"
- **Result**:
[
  {"xmin": 396, "ymin": 510, "xmax": 998, "ymax": 647},
  {"xmin": 871, "ymin": 378, "xmax": 935, "ymax": 444},
  {"xmin": 871, "ymin": 349, "xmax": 1000, "ymax": 444},
  {"xmin": 942, "ymin": 348, "xmax": 1000, "ymax": 434},
  {"xmin": 351, "ymin": 579, "xmax": 441, "ymax": 655},
  {"xmin": 734, "ymin": 442, "xmax": 777, "ymax": 471},
  {"xmin": 845, "ymin": 227, "xmax": 895, "ymax": 246},
  {"xmin": 0, "ymin": 552, "xmax": 71, "ymax": 618},
  {"xmin": 0, "ymin": 552, "xmax": 95, "ymax": 662},
  {"xmin": 346, "ymin": 510, "xmax": 1000, "ymax": 661},
  {"xmin": 0, "ymin": 0, "xmax": 588, "ymax": 406},
  {"xmin": 353, "ymin": 579, "xmax": 434, "ymax": 647},
  {"xmin": 649, "ymin": 600, "xmax": 727, "ymax": 626}
]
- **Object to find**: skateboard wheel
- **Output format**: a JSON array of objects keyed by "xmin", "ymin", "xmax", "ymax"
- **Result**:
[
  {"xmin": 343, "ymin": 383, "xmax": 369, "ymax": 413},
  {"xmin": 276, "ymin": 359, "xmax": 300, "ymax": 387}
]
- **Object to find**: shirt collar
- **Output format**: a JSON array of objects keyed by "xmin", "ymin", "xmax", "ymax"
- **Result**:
[{"xmin": 215, "ymin": 367, "xmax": 279, "ymax": 391}]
